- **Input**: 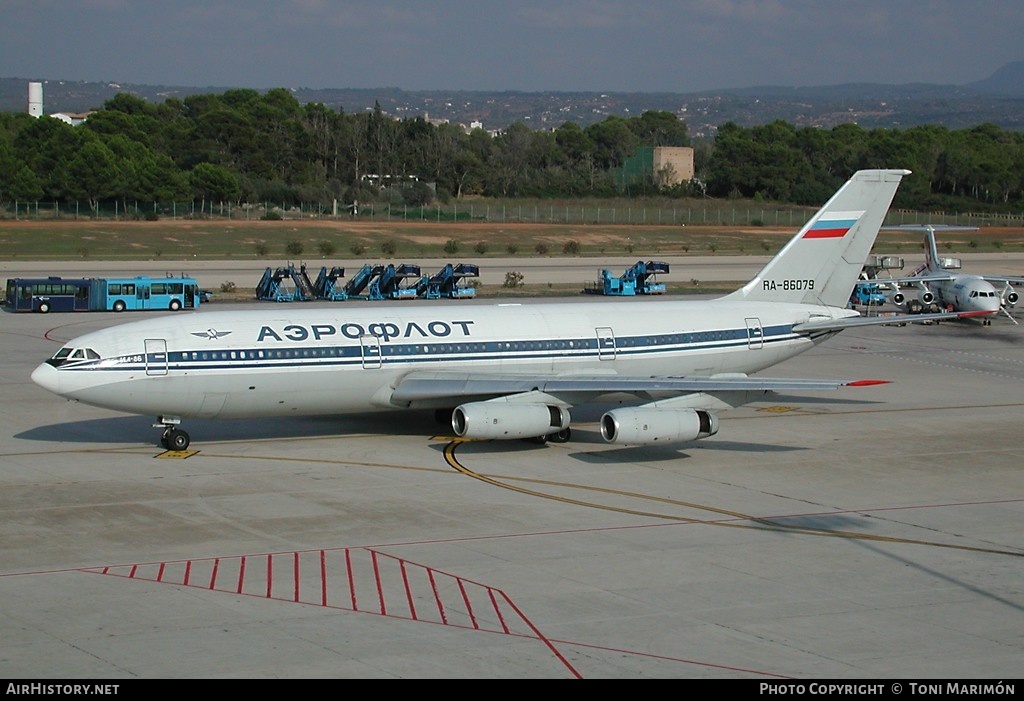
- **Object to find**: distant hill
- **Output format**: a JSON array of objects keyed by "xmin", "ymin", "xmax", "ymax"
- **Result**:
[
  {"xmin": 4, "ymin": 61, "xmax": 1024, "ymax": 135},
  {"xmin": 966, "ymin": 60, "xmax": 1024, "ymax": 96}
]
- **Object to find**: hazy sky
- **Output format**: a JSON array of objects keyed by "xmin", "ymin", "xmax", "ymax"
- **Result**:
[{"xmin": 4, "ymin": 1, "xmax": 1022, "ymax": 93}]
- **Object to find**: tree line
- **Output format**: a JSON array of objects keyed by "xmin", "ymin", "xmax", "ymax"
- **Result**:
[{"xmin": 1, "ymin": 87, "xmax": 1023, "ymax": 215}]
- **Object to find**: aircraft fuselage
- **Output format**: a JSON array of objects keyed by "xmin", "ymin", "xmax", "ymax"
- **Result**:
[{"xmin": 32, "ymin": 299, "xmax": 841, "ymax": 419}]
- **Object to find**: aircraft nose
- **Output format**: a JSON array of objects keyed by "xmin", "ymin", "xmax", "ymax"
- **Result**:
[{"xmin": 31, "ymin": 363, "xmax": 61, "ymax": 395}]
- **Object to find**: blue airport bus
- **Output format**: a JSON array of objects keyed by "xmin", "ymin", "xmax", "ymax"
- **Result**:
[{"xmin": 5, "ymin": 275, "xmax": 201, "ymax": 313}]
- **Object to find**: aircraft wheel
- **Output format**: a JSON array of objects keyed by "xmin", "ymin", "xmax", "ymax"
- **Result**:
[
  {"xmin": 167, "ymin": 428, "xmax": 190, "ymax": 451},
  {"xmin": 548, "ymin": 428, "xmax": 572, "ymax": 443},
  {"xmin": 523, "ymin": 434, "xmax": 548, "ymax": 445}
]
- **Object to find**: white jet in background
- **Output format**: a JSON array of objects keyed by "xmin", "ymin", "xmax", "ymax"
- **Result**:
[{"xmin": 879, "ymin": 224, "xmax": 1024, "ymax": 325}]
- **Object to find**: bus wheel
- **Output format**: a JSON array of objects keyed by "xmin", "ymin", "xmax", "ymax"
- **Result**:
[
  {"xmin": 169, "ymin": 299, "xmax": 182, "ymax": 311},
  {"xmin": 113, "ymin": 300, "xmax": 126, "ymax": 312},
  {"xmin": 37, "ymin": 302, "xmax": 50, "ymax": 313}
]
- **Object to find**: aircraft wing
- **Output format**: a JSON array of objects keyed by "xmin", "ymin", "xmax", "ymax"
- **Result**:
[
  {"xmin": 979, "ymin": 274, "xmax": 1024, "ymax": 286},
  {"xmin": 792, "ymin": 309, "xmax": 990, "ymax": 333},
  {"xmin": 884, "ymin": 273, "xmax": 957, "ymax": 284},
  {"xmin": 883, "ymin": 273, "xmax": 1024, "ymax": 287},
  {"xmin": 388, "ymin": 370, "xmax": 885, "ymax": 406}
]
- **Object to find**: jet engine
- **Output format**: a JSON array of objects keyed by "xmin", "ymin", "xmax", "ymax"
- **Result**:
[
  {"xmin": 452, "ymin": 401, "xmax": 570, "ymax": 440},
  {"xmin": 916, "ymin": 287, "xmax": 935, "ymax": 305},
  {"xmin": 1002, "ymin": 286, "xmax": 1019, "ymax": 307},
  {"xmin": 889, "ymin": 289, "xmax": 906, "ymax": 306},
  {"xmin": 599, "ymin": 408, "xmax": 719, "ymax": 445}
]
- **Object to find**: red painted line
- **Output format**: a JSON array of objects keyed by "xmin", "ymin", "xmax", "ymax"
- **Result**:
[
  {"xmin": 346, "ymin": 549, "xmax": 357, "ymax": 611},
  {"xmin": 157, "ymin": 562, "xmax": 165, "ymax": 582},
  {"xmin": 265, "ymin": 554, "xmax": 273, "ymax": 598},
  {"xmin": 184, "ymin": 560, "xmax": 191, "ymax": 586},
  {"xmin": 237, "ymin": 556, "xmax": 246, "ymax": 594},
  {"xmin": 209, "ymin": 558, "xmax": 219, "ymax": 590},
  {"xmin": 319, "ymin": 550, "xmax": 327, "ymax": 607},
  {"xmin": 372, "ymin": 550, "xmax": 386, "ymax": 616},
  {"xmin": 428, "ymin": 568, "xmax": 448, "ymax": 625},
  {"xmin": 293, "ymin": 552, "xmax": 300, "ymax": 602},
  {"xmin": 128, "ymin": 564, "xmax": 137, "ymax": 578},
  {"xmin": 488, "ymin": 588, "xmax": 511, "ymax": 634},
  {"xmin": 458, "ymin": 578, "xmax": 479, "ymax": 630},
  {"xmin": 400, "ymin": 560, "xmax": 418, "ymax": 621},
  {"xmin": 496, "ymin": 590, "xmax": 582, "ymax": 679}
]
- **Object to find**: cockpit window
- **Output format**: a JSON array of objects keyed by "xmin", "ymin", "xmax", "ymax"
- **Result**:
[
  {"xmin": 51, "ymin": 347, "xmax": 73, "ymax": 362},
  {"xmin": 46, "ymin": 347, "xmax": 100, "ymax": 367}
]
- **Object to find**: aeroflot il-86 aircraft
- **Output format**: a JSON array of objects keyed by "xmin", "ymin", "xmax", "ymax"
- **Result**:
[{"xmin": 32, "ymin": 169, "xmax": 976, "ymax": 451}]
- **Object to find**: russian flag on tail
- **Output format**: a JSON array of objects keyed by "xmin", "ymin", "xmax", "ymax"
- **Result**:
[
  {"xmin": 802, "ymin": 214, "xmax": 861, "ymax": 239},
  {"xmin": 803, "ymin": 218, "xmax": 857, "ymax": 239}
]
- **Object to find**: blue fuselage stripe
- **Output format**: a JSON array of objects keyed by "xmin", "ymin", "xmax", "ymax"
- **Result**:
[{"xmin": 61, "ymin": 324, "xmax": 801, "ymax": 373}]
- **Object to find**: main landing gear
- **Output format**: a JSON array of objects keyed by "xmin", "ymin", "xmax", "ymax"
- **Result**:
[
  {"xmin": 154, "ymin": 416, "xmax": 190, "ymax": 451},
  {"xmin": 523, "ymin": 428, "xmax": 572, "ymax": 445}
]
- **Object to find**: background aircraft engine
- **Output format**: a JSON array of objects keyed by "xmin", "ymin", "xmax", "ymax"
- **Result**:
[
  {"xmin": 917, "ymin": 288, "xmax": 935, "ymax": 305},
  {"xmin": 1003, "ymin": 286, "xmax": 1019, "ymax": 306},
  {"xmin": 889, "ymin": 290, "xmax": 906, "ymax": 306},
  {"xmin": 452, "ymin": 402, "xmax": 570, "ymax": 440},
  {"xmin": 600, "ymin": 408, "xmax": 719, "ymax": 445}
]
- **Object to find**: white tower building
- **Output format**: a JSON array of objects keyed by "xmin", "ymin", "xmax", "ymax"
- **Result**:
[{"xmin": 28, "ymin": 81, "xmax": 43, "ymax": 118}]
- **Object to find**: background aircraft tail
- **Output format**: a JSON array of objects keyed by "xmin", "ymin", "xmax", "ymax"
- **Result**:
[
  {"xmin": 724, "ymin": 169, "xmax": 910, "ymax": 307},
  {"xmin": 923, "ymin": 225, "xmax": 942, "ymax": 271}
]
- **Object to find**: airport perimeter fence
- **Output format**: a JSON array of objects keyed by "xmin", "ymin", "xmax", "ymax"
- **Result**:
[{"xmin": 3, "ymin": 199, "xmax": 1024, "ymax": 229}]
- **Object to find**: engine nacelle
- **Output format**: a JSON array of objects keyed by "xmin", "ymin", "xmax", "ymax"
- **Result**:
[
  {"xmin": 452, "ymin": 401, "xmax": 570, "ymax": 440},
  {"xmin": 600, "ymin": 408, "xmax": 719, "ymax": 445},
  {"xmin": 917, "ymin": 288, "xmax": 934, "ymax": 305},
  {"xmin": 1003, "ymin": 287, "xmax": 1019, "ymax": 307},
  {"xmin": 889, "ymin": 289, "xmax": 906, "ymax": 306}
]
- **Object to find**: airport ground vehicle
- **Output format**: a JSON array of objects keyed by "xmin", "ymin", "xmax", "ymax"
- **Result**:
[
  {"xmin": 583, "ymin": 260, "xmax": 669, "ymax": 296},
  {"xmin": 4, "ymin": 275, "xmax": 201, "ymax": 313},
  {"xmin": 849, "ymin": 282, "xmax": 886, "ymax": 307}
]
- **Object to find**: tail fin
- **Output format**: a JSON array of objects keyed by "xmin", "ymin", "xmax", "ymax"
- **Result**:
[
  {"xmin": 724, "ymin": 169, "xmax": 910, "ymax": 307},
  {"xmin": 879, "ymin": 224, "xmax": 979, "ymax": 273},
  {"xmin": 922, "ymin": 224, "xmax": 941, "ymax": 271}
]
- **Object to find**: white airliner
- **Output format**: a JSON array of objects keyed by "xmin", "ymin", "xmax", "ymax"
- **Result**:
[
  {"xmin": 31, "ymin": 169, "xmax": 975, "ymax": 451},
  {"xmin": 878, "ymin": 225, "xmax": 1024, "ymax": 325}
]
